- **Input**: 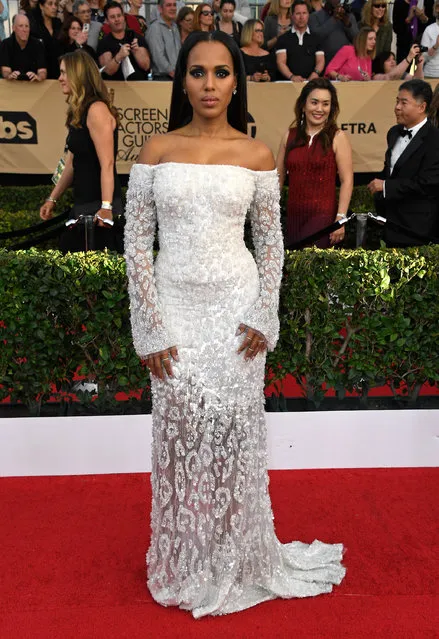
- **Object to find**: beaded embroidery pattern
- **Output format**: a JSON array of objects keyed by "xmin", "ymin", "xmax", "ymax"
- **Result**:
[{"xmin": 124, "ymin": 163, "xmax": 345, "ymax": 618}]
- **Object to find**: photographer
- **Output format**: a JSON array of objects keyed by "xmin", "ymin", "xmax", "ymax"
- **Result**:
[
  {"xmin": 0, "ymin": 13, "xmax": 47, "ymax": 81},
  {"xmin": 97, "ymin": 1, "xmax": 150, "ymax": 81},
  {"xmin": 309, "ymin": 0, "xmax": 358, "ymax": 64},
  {"xmin": 393, "ymin": 0, "xmax": 428, "ymax": 63}
]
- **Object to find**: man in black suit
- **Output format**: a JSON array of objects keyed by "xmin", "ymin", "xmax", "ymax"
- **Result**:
[{"xmin": 368, "ymin": 79, "xmax": 439, "ymax": 247}]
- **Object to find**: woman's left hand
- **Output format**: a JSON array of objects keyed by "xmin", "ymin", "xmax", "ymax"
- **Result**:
[
  {"xmin": 94, "ymin": 208, "xmax": 113, "ymax": 227},
  {"xmin": 261, "ymin": 71, "xmax": 271, "ymax": 82},
  {"xmin": 330, "ymin": 226, "xmax": 345, "ymax": 245},
  {"xmin": 236, "ymin": 324, "xmax": 267, "ymax": 360}
]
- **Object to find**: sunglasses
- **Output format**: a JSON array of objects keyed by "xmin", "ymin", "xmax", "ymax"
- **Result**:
[
  {"xmin": 201, "ymin": 10, "xmax": 214, "ymax": 15},
  {"xmin": 254, "ymin": 28, "xmax": 264, "ymax": 32},
  {"xmin": 373, "ymin": 3, "xmax": 386, "ymax": 7}
]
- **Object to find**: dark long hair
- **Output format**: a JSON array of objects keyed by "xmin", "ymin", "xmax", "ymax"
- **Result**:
[
  {"xmin": 58, "ymin": 15, "xmax": 83, "ymax": 46},
  {"xmin": 429, "ymin": 83, "xmax": 439, "ymax": 128},
  {"xmin": 285, "ymin": 78, "xmax": 339, "ymax": 161},
  {"xmin": 168, "ymin": 30, "xmax": 248, "ymax": 134},
  {"xmin": 372, "ymin": 50, "xmax": 393, "ymax": 75}
]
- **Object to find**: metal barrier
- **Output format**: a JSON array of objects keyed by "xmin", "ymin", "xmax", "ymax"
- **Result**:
[
  {"xmin": 285, "ymin": 211, "xmax": 439, "ymax": 250},
  {"xmin": 4, "ymin": 207, "xmax": 437, "ymax": 252}
]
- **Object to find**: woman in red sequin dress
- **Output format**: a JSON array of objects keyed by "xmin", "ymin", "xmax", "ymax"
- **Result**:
[{"xmin": 276, "ymin": 78, "xmax": 353, "ymax": 248}]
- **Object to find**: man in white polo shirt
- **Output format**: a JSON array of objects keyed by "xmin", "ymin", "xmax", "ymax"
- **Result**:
[{"xmin": 421, "ymin": 0, "xmax": 439, "ymax": 78}]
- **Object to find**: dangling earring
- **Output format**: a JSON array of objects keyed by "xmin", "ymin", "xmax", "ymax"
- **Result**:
[
  {"xmin": 183, "ymin": 88, "xmax": 187, "ymax": 95},
  {"xmin": 300, "ymin": 112, "xmax": 305, "ymax": 126},
  {"xmin": 233, "ymin": 89, "xmax": 237, "ymax": 95}
]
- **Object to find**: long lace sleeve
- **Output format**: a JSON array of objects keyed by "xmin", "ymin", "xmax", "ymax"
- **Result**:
[
  {"xmin": 242, "ymin": 169, "xmax": 284, "ymax": 352},
  {"xmin": 124, "ymin": 163, "xmax": 174, "ymax": 359}
]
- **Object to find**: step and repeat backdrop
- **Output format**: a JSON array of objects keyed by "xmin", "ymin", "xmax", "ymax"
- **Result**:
[{"xmin": 1, "ymin": 80, "xmax": 437, "ymax": 175}]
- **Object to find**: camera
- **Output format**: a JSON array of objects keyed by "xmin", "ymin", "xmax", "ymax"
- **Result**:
[
  {"xmin": 326, "ymin": 0, "xmax": 351, "ymax": 16},
  {"xmin": 418, "ymin": 45, "xmax": 429, "ymax": 53}
]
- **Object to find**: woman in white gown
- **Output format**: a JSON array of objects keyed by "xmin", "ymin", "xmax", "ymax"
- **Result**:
[{"xmin": 124, "ymin": 31, "xmax": 345, "ymax": 618}]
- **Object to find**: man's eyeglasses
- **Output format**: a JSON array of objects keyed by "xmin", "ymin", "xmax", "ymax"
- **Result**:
[
  {"xmin": 373, "ymin": 3, "xmax": 386, "ymax": 7},
  {"xmin": 78, "ymin": 8, "xmax": 91, "ymax": 14},
  {"xmin": 201, "ymin": 10, "xmax": 214, "ymax": 15}
]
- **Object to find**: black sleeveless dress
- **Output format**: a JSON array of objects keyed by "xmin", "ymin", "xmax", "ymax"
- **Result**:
[{"xmin": 61, "ymin": 101, "xmax": 123, "ymax": 252}]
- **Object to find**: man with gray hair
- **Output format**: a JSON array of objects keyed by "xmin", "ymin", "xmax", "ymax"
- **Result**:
[
  {"xmin": 72, "ymin": 0, "xmax": 102, "ymax": 50},
  {"xmin": 0, "ymin": 13, "xmax": 47, "ymax": 81},
  {"xmin": 146, "ymin": 0, "xmax": 181, "ymax": 80}
]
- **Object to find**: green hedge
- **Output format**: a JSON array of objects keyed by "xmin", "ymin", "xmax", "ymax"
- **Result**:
[{"xmin": 1, "ymin": 247, "xmax": 438, "ymax": 414}]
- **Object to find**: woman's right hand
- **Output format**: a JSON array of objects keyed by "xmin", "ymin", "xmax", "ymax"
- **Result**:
[
  {"xmin": 144, "ymin": 346, "xmax": 179, "ymax": 380},
  {"xmin": 40, "ymin": 200, "xmax": 55, "ymax": 220},
  {"xmin": 252, "ymin": 71, "xmax": 263, "ymax": 82},
  {"xmin": 407, "ymin": 43, "xmax": 420, "ymax": 64},
  {"xmin": 337, "ymin": 74, "xmax": 351, "ymax": 82}
]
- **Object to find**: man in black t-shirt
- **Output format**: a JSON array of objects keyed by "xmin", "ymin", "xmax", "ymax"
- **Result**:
[
  {"xmin": 97, "ymin": 1, "xmax": 150, "ymax": 81},
  {"xmin": 0, "ymin": 14, "xmax": 47, "ymax": 82},
  {"xmin": 276, "ymin": 0, "xmax": 324, "ymax": 82}
]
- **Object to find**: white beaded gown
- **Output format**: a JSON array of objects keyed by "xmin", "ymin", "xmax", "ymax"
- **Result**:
[{"xmin": 124, "ymin": 162, "xmax": 345, "ymax": 618}]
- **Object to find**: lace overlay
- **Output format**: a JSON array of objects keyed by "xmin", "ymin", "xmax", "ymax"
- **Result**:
[{"xmin": 124, "ymin": 163, "xmax": 345, "ymax": 618}]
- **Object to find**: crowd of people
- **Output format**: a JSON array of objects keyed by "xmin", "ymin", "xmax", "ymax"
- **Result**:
[{"xmin": 2, "ymin": 0, "xmax": 439, "ymax": 82}]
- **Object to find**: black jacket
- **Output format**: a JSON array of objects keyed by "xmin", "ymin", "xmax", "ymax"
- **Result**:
[{"xmin": 374, "ymin": 120, "xmax": 439, "ymax": 247}]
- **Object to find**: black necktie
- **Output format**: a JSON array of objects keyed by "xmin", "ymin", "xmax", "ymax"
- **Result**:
[{"xmin": 400, "ymin": 128, "xmax": 412, "ymax": 139}]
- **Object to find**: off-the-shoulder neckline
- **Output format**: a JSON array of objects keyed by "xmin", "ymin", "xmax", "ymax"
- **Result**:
[{"xmin": 132, "ymin": 162, "xmax": 277, "ymax": 175}]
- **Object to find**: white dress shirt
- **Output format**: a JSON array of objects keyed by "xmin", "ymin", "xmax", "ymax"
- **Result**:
[{"xmin": 383, "ymin": 118, "xmax": 428, "ymax": 197}]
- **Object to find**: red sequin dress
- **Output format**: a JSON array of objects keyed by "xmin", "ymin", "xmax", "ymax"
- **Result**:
[{"xmin": 285, "ymin": 128, "xmax": 337, "ymax": 248}]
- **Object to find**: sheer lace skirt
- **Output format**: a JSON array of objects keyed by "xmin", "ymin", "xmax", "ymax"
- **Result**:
[{"xmin": 146, "ymin": 266, "xmax": 345, "ymax": 618}]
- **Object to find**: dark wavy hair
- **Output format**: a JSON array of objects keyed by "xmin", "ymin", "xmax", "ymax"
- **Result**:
[
  {"xmin": 168, "ymin": 30, "xmax": 248, "ymax": 134},
  {"xmin": 285, "ymin": 78, "xmax": 339, "ymax": 160},
  {"xmin": 58, "ymin": 15, "xmax": 83, "ymax": 46},
  {"xmin": 429, "ymin": 83, "xmax": 439, "ymax": 128},
  {"xmin": 372, "ymin": 50, "xmax": 393, "ymax": 75}
]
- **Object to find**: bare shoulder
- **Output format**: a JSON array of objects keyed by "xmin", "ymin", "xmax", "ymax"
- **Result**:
[
  {"xmin": 87, "ymin": 101, "xmax": 113, "ymax": 123},
  {"xmin": 137, "ymin": 134, "xmax": 173, "ymax": 165},
  {"xmin": 333, "ymin": 128, "xmax": 351, "ymax": 149},
  {"xmin": 280, "ymin": 129, "xmax": 290, "ymax": 146},
  {"xmin": 334, "ymin": 128, "xmax": 349, "ymax": 142},
  {"xmin": 242, "ymin": 138, "xmax": 275, "ymax": 171}
]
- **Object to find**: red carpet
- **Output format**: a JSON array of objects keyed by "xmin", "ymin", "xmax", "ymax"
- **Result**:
[{"xmin": 0, "ymin": 469, "xmax": 437, "ymax": 638}]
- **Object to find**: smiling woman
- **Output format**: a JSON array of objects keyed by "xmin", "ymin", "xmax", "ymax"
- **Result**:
[
  {"xmin": 276, "ymin": 77, "xmax": 353, "ymax": 248},
  {"xmin": 123, "ymin": 31, "xmax": 346, "ymax": 618}
]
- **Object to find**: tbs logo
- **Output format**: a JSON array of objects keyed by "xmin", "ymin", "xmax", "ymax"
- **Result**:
[{"xmin": 0, "ymin": 112, "xmax": 38, "ymax": 144}]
